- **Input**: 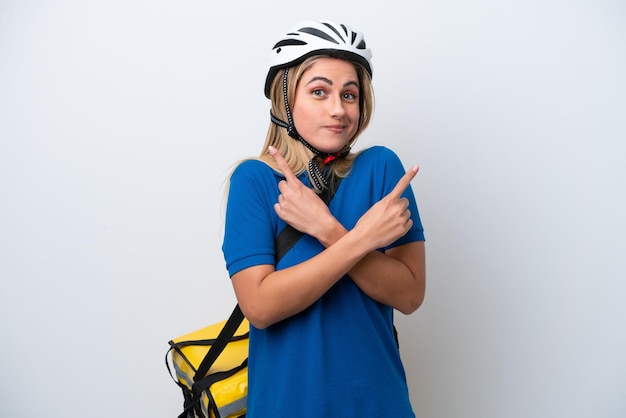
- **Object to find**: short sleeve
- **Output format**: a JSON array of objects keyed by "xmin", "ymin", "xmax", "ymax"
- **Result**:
[{"xmin": 222, "ymin": 160, "xmax": 279, "ymax": 276}]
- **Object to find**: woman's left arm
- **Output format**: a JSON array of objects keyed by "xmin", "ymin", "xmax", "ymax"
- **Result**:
[
  {"xmin": 315, "ymin": 217, "xmax": 425, "ymax": 313},
  {"xmin": 349, "ymin": 241, "xmax": 425, "ymax": 314}
]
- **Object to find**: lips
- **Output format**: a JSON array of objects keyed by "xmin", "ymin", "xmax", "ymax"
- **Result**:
[{"xmin": 324, "ymin": 125, "xmax": 346, "ymax": 133}]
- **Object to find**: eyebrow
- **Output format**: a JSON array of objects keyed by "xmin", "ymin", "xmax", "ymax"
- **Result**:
[{"xmin": 305, "ymin": 76, "xmax": 359, "ymax": 89}]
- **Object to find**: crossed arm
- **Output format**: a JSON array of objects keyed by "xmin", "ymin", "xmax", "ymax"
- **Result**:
[{"xmin": 231, "ymin": 147, "xmax": 426, "ymax": 329}]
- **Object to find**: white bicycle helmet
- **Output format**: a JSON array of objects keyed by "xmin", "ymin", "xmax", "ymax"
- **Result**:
[{"xmin": 264, "ymin": 19, "xmax": 373, "ymax": 98}]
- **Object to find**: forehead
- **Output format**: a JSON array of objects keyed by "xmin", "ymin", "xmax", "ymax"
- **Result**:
[{"xmin": 301, "ymin": 57, "xmax": 358, "ymax": 80}]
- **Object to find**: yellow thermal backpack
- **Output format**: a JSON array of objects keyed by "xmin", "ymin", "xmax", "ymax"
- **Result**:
[{"xmin": 166, "ymin": 306, "xmax": 248, "ymax": 418}]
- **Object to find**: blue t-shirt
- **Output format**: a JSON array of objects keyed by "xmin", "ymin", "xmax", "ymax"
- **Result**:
[{"xmin": 222, "ymin": 146, "xmax": 424, "ymax": 418}]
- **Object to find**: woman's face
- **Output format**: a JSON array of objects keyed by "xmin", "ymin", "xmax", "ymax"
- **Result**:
[{"xmin": 292, "ymin": 57, "xmax": 360, "ymax": 154}]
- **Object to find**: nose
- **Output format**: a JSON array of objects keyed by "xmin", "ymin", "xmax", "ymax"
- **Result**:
[{"xmin": 328, "ymin": 94, "xmax": 346, "ymax": 118}]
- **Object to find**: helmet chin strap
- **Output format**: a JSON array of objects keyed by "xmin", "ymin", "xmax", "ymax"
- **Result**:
[{"xmin": 269, "ymin": 68, "xmax": 350, "ymax": 191}]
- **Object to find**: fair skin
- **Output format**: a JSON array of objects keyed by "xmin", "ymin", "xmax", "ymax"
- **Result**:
[
  {"xmin": 231, "ymin": 57, "xmax": 426, "ymax": 329},
  {"xmin": 291, "ymin": 58, "xmax": 360, "ymax": 154}
]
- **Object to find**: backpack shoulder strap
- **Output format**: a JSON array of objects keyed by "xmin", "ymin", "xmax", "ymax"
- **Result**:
[{"xmin": 193, "ymin": 304, "xmax": 244, "ymax": 381}]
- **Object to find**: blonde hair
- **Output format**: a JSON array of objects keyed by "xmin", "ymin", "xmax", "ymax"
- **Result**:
[{"xmin": 258, "ymin": 55, "xmax": 375, "ymax": 184}]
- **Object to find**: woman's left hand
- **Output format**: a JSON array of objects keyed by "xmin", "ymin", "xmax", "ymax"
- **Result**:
[{"xmin": 269, "ymin": 146, "xmax": 337, "ymax": 238}]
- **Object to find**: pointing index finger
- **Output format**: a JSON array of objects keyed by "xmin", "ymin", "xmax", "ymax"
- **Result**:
[
  {"xmin": 387, "ymin": 165, "xmax": 419, "ymax": 200},
  {"xmin": 269, "ymin": 146, "xmax": 299, "ymax": 183}
]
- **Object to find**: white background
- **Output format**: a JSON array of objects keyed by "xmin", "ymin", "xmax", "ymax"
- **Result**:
[{"xmin": 1, "ymin": 1, "xmax": 625, "ymax": 417}]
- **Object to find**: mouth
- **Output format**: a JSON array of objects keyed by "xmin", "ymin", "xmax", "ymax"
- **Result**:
[{"xmin": 324, "ymin": 125, "xmax": 346, "ymax": 134}]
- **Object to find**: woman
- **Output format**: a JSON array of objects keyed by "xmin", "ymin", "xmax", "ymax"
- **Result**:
[{"xmin": 222, "ymin": 19, "xmax": 426, "ymax": 417}]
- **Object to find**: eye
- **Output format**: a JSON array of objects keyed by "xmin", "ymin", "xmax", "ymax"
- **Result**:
[
  {"xmin": 343, "ymin": 92, "xmax": 358, "ymax": 100},
  {"xmin": 311, "ymin": 89, "xmax": 326, "ymax": 97}
]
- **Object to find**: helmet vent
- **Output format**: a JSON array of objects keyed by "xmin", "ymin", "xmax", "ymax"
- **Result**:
[
  {"xmin": 273, "ymin": 39, "xmax": 308, "ymax": 50},
  {"xmin": 297, "ymin": 27, "xmax": 339, "ymax": 44},
  {"xmin": 322, "ymin": 22, "xmax": 347, "ymax": 43}
]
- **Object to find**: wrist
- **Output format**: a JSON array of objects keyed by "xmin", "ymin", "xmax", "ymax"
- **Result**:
[
  {"xmin": 317, "ymin": 216, "xmax": 347, "ymax": 248},
  {"xmin": 339, "ymin": 226, "xmax": 374, "ymax": 261}
]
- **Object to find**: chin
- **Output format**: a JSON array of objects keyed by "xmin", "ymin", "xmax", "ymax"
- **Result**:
[{"xmin": 315, "ymin": 137, "xmax": 351, "ymax": 153}]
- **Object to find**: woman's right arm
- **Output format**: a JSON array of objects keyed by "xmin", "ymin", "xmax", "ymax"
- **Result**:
[{"xmin": 231, "ymin": 220, "xmax": 374, "ymax": 329}]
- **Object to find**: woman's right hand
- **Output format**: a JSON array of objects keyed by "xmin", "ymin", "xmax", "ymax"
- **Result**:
[{"xmin": 269, "ymin": 146, "xmax": 339, "ymax": 239}]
